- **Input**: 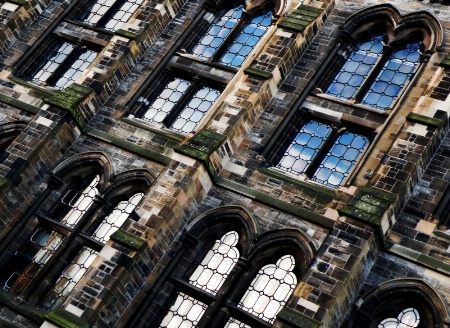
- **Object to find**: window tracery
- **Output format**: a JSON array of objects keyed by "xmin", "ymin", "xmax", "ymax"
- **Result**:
[{"xmin": 378, "ymin": 308, "xmax": 420, "ymax": 328}]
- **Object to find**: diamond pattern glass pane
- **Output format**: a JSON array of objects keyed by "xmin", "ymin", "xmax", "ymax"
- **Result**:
[
  {"xmin": 362, "ymin": 42, "xmax": 420, "ymax": 110},
  {"xmin": 93, "ymin": 193, "xmax": 143, "ymax": 243},
  {"xmin": 378, "ymin": 308, "xmax": 420, "ymax": 328},
  {"xmin": 84, "ymin": 0, "xmax": 144, "ymax": 31},
  {"xmin": 33, "ymin": 42, "xmax": 74, "ymax": 85},
  {"xmin": 238, "ymin": 255, "xmax": 297, "ymax": 323},
  {"xmin": 189, "ymin": 231, "xmax": 239, "ymax": 294},
  {"xmin": 191, "ymin": 6, "xmax": 243, "ymax": 60},
  {"xmin": 311, "ymin": 131, "xmax": 368, "ymax": 188},
  {"xmin": 54, "ymin": 49, "xmax": 98, "ymax": 90},
  {"xmin": 219, "ymin": 9, "xmax": 272, "ymax": 67},
  {"xmin": 276, "ymin": 121, "xmax": 332, "ymax": 175},
  {"xmin": 169, "ymin": 86, "xmax": 221, "ymax": 133},
  {"xmin": 326, "ymin": 35, "xmax": 383, "ymax": 100},
  {"xmin": 41, "ymin": 247, "xmax": 98, "ymax": 311},
  {"xmin": 224, "ymin": 318, "xmax": 251, "ymax": 328},
  {"xmin": 0, "ymin": 228, "xmax": 63, "ymax": 293},
  {"xmin": 142, "ymin": 78, "xmax": 192, "ymax": 124},
  {"xmin": 60, "ymin": 175, "xmax": 99, "ymax": 228},
  {"xmin": 160, "ymin": 292, "xmax": 207, "ymax": 327}
]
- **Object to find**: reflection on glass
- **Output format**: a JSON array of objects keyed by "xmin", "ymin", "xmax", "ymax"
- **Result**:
[
  {"xmin": 84, "ymin": 0, "xmax": 144, "ymax": 31},
  {"xmin": 41, "ymin": 247, "xmax": 98, "ymax": 311},
  {"xmin": 219, "ymin": 9, "xmax": 272, "ymax": 67},
  {"xmin": 362, "ymin": 42, "xmax": 420, "ymax": 110},
  {"xmin": 277, "ymin": 121, "xmax": 331, "ymax": 175},
  {"xmin": 93, "ymin": 193, "xmax": 143, "ymax": 243},
  {"xmin": 192, "ymin": 6, "xmax": 243, "ymax": 59},
  {"xmin": 61, "ymin": 175, "xmax": 100, "ymax": 228},
  {"xmin": 312, "ymin": 131, "xmax": 368, "ymax": 188},
  {"xmin": 33, "ymin": 42, "xmax": 74, "ymax": 85},
  {"xmin": 160, "ymin": 293, "xmax": 207, "ymax": 327},
  {"xmin": 326, "ymin": 35, "xmax": 383, "ymax": 99},
  {"xmin": 189, "ymin": 231, "xmax": 239, "ymax": 294},
  {"xmin": 143, "ymin": 78, "xmax": 191, "ymax": 124},
  {"xmin": 170, "ymin": 86, "xmax": 221, "ymax": 133},
  {"xmin": 378, "ymin": 308, "xmax": 420, "ymax": 328},
  {"xmin": 237, "ymin": 255, "xmax": 297, "ymax": 323},
  {"xmin": 0, "ymin": 229, "xmax": 63, "ymax": 293}
]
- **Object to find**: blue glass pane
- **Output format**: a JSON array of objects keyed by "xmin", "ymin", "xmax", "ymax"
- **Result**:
[
  {"xmin": 311, "ymin": 132, "xmax": 368, "ymax": 188},
  {"xmin": 219, "ymin": 9, "xmax": 273, "ymax": 67},
  {"xmin": 326, "ymin": 35, "xmax": 383, "ymax": 100},
  {"xmin": 191, "ymin": 6, "xmax": 243, "ymax": 60},
  {"xmin": 142, "ymin": 78, "xmax": 191, "ymax": 124},
  {"xmin": 276, "ymin": 121, "xmax": 331, "ymax": 175},
  {"xmin": 362, "ymin": 42, "xmax": 420, "ymax": 110}
]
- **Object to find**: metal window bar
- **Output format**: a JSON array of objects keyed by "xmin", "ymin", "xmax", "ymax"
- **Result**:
[
  {"xmin": 60, "ymin": 175, "xmax": 99, "ymax": 228},
  {"xmin": 188, "ymin": 231, "xmax": 239, "ymax": 295},
  {"xmin": 0, "ymin": 228, "xmax": 63, "ymax": 293},
  {"xmin": 378, "ymin": 308, "xmax": 420, "ymax": 328},
  {"xmin": 32, "ymin": 41, "xmax": 97, "ymax": 90},
  {"xmin": 92, "ymin": 193, "xmax": 143, "ymax": 243},
  {"xmin": 83, "ymin": 0, "xmax": 144, "ymax": 31},
  {"xmin": 237, "ymin": 255, "xmax": 297, "ymax": 323},
  {"xmin": 40, "ymin": 246, "xmax": 98, "ymax": 311},
  {"xmin": 326, "ymin": 35, "xmax": 383, "ymax": 100},
  {"xmin": 311, "ymin": 131, "xmax": 369, "ymax": 188},
  {"xmin": 159, "ymin": 292, "xmax": 208, "ymax": 327},
  {"xmin": 219, "ymin": 9, "xmax": 272, "ymax": 67},
  {"xmin": 361, "ymin": 42, "xmax": 421, "ymax": 110}
]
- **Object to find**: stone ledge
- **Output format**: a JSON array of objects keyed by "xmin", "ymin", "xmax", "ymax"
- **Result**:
[
  {"xmin": 0, "ymin": 93, "xmax": 41, "ymax": 114},
  {"xmin": 0, "ymin": 289, "xmax": 45, "ymax": 325},
  {"xmin": 258, "ymin": 167, "xmax": 335, "ymax": 204},
  {"xmin": 406, "ymin": 112, "xmax": 442, "ymax": 129},
  {"xmin": 439, "ymin": 54, "xmax": 450, "ymax": 68},
  {"xmin": 244, "ymin": 67, "xmax": 273, "ymax": 79},
  {"xmin": 110, "ymin": 229, "xmax": 147, "ymax": 251},
  {"xmin": 278, "ymin": 5, "xmax": 323, "ymax": 33},
  {"xmin": 115, "ymin": 29, "xmax": 139, "ymax": 40},
  {"xmin": 7, "ymin": 0, "xmax": 26, "ymax": 5},
  {"xmin": 45, "ymin": 308, "xmax": 89, "ymax": 328},
  {"xmin": 277, "ymin": 307, "xmax": 321, "ymax": 328}
]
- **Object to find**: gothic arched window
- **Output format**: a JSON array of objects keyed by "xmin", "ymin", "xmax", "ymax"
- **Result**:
[
  {"xmin": 0, "ymin": 155, "xmax": 154, "ymax": 312},
  {"xmin": 378, "ymin": 308, "xmax": 420, "ymax": 328}
]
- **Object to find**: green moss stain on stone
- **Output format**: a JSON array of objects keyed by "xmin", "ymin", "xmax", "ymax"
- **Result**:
[
  {"xmin": 406, "ymin": 112, "xmax": 442, "ymax": 129},
  {"xmin": 439, "ymin": 54, "xmax": 450, "ymax": 68},
  {"xmin": 110, "ymin": 229, "xmax": 147, "ymax": 251},
  {"xmin": 278, "ymin": 5, "xmax": 323, "ymax": 33},
  {"xmin": 277, "ymin": 307, "xmax": 321, "ymax": 328},
  {"xmin": 0, "ymin": 289, "xmax": 45, "ymax": 324},
  {"xmin": 45, "ymin": 308, "xmax": 89, "ymax": 328},
  {"xmin": 244, "ymin": 67, "xmax": 273, "ymax": 79}
]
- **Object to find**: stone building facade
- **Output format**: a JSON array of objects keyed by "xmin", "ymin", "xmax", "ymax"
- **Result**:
[{"xmin": 0, "ymin": 0, "xmax": 450, "ymax": 327}]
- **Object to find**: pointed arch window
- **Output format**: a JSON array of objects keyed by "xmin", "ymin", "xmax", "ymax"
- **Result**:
[
  {"xmin": 325, "ymin": 34, "xmax": 422, "ymax": 111},
  {"xmin": 0, "ymin": 167, "xmax": 151, "ymax": 312},
  {"xmin": 192, "ymin": 5, "xmax": 273, "ymax": 67},
  {"xmin": 378, "ymin": 308, "xmax": 420, "ymax": 328}
]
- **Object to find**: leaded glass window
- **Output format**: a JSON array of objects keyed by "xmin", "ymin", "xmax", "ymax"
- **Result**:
[
  {"xmin": 141, "ymin": 77, "xmax": 221, "ymax": 134},
  {"xmin": 224, "ymin": 318, "xmax": 251, "ymax": 328},
  {"xmin": 0, "ymin": 229, "xmax": 63, "ymax": 293},
  {"xmin": 93, "ymin": 192, "xmax": 143, "ymax": 243},
  {"xmin": 191, "ymin": 5, "xmax": 273, "ymax": 67},
  {"xmin": 40, "ymin": 247, "xmax": 98, "ymax": 311},
  {"xmin": 276, "ymin": 120, "xmax": 369, "ymax": 188},
  {"xmin": 83, "ymin": 0, "xmax": 145, "ymax": 31},
  {"xmin": 160, "ymin": 231, "xmax": 239, "ymax": 327},
  {"xmin": 378, "ymin": 308, "xmax": 420, "ymax": 328},
  {"xmin": 325, "ymin": 34, "xmax": 421, "ymax": 111},
  {"xmin": 32, "ymin": 41, "xmax": 98, "ymax": 90},
  {"xmin": 236, "ymin": 255, "xmax": 297, "ymax": 323}
]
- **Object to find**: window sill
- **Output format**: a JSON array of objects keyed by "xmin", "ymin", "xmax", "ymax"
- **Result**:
[
  {"xmin": 176, "ymin": 53, "xmax": 239, "ymax": 74},
  {"xmin": 311, "ymin": 92, "xmax": 391, "ymax": 117},
  {"xmin": 0, "ymin": 289, "xmax": 46, "ymax": 325},
  {"xmin": 7, "ymin": 76, "xmax": 57, "ymax": 98},
  {"xmin": 122, "ymin": 116, "xmax": 187, "ymax": 143}
]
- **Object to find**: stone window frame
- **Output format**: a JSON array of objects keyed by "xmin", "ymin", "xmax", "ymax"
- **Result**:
[
  {"xmin": 347, "ymin": 279, "xmax": 449, "ymax": 328},
  {"xmin": 130, "ymin": 67, "xmax": 228, "ymax": 135},
  {"xmin": 14, "ymin": 32, "xmax": 103, "ymax": 90},
  {"xmin": 0, "ymin": 152, "xmax": 155, "ymax": 311},
  {"xmin": 131, "ymin": 206, "xmax": 315, "ymax": 328},
  {"xmin": 0, "ymin": 121, "xmax": 27, "ymax": 153},
  {"xmin": 263, "ymin": 108, "xmax": 376, "ymax": 189}
]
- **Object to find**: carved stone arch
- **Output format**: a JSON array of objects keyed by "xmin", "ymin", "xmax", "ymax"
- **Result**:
[
  {"xmin": 0, "ymin": 121, "xmax": 27, "ymax": 151},
  {"xmin": 354, "ymin": 278, "xmax": 450, "ymax": 327},
  {"xmin": 186, "ymin": 205, "xmax": 259, "ymax": 256},
  {"xmin": 101, "ymin": 168, "xmax": 156, "ymax": 205},
  {"xmin": 52, "ymin": 151, "xmax": 115, "ymax": 192},
  {"xmin": 340, "ymin": 4, "xmax": 444, "ymax": 52},
  {"xmin": 246, "ymin": 228, "xmax": 316, "ymax": 278}
]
